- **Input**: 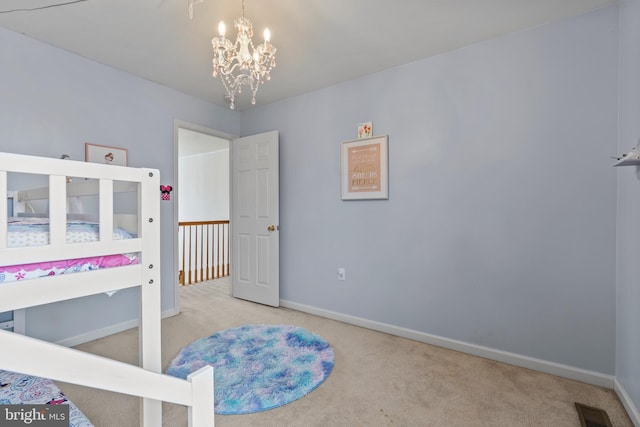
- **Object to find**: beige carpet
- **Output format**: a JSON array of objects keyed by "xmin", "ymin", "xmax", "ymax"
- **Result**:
[{"xmin": 59, "ymin": 278, "xmax": 633, "ymax": 426}]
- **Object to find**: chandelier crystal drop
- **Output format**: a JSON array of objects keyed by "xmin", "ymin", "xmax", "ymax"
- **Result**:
[{"xmin": 211, "ymin": 0, "xmax": 276, "ymax": 110}]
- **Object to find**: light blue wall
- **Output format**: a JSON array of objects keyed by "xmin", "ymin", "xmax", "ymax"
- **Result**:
[
  {"xmin": 616, "ymin": 0, "xmax": 640, "ymax": 418},
  {"xmin": 0, "ymin": 5, "xmax": 625, "ymax": 379},
  {"xmin": 0, "ymin": 25, "xmax": 240, "ymax": 342},
  {"xmin": 242, "ymin": 7, "xmax": 619, "ymax": 374}
]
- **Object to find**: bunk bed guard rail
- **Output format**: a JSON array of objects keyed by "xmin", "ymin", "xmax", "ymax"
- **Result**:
[{"xmin": 0, "ymin": 152, "xmax": 214, "ymax": 427}]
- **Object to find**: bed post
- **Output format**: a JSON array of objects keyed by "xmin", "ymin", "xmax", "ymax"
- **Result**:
[
  {"xmin": 188, "ymin": 366, "xmax": 215, "ymax": 427},
  {"xmin": 139, "ymin": 168, "xmax": 162, "ymax": 426}
]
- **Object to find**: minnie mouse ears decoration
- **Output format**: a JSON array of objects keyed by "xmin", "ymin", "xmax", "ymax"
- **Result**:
[{"xmin": 161, "ymin": 185, "xmax": 173, "ymax": 201}]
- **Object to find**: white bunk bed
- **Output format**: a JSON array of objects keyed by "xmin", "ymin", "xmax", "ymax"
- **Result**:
[{"xmin": 0, "ymin": 152, "xmax": 214, "ymax": 426}]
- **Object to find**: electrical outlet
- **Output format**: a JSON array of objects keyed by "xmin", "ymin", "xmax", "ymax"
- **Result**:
[{"xmin": 337, "ymin": 268, "xmax": 346, "ymax": 281}]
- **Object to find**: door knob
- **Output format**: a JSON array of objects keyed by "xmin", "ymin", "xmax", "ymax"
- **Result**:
[{"xmin": 267, "ymin": 225, "xmax": 276, "ymax": 232}]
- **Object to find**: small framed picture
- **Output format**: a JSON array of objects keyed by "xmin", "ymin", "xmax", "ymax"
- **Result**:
[
  {"xmin": 357, "ymin": 121, "xmax": 372, "ymax": 139},
  {"xmin": 85, "ymin": 143, "xmax": 128, "ymax": 166},
  {"xmin": 341, "ymin": 135, "xmax": 388, "ymax": 200}
]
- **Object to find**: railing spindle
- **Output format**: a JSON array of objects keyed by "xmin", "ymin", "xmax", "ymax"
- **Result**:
[
  {"xmin": 198, "ymin": 225, "xmax": 203, "ymax": 282},
  {"xmin": 226, "ymin": 224, "xmax": 230, "ymax": 276},
  {"xmin": 180, "ymin": 226, "xmax": 185, "ymax": 285},
  {"xmin": 205, "ymin": 224, "xmax": 210, "ymax": 281},
  {"xmin": 178, "ymin": 220, "xmax": 230, "ymax": 286},
  {"xmin": 188, "ymin": 226, "xmax": 192, "ymax": 285},
  {"xmin": 214, "ymin": 224, "xmax": 219, "ymax": 278}
]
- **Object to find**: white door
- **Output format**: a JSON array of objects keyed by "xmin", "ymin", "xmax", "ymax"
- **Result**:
[{"xmin": 231, "ymin": 131, "xmax": 279, "ymax": 307}]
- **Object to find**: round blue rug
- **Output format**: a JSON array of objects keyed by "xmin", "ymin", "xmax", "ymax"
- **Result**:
[{"xmin": 165, "ymin": 324, "xmax": 334, "ymax": 415}]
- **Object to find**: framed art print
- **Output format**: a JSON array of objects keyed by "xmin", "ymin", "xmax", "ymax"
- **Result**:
[
  {"xmin": 85, "ymin": 143, "xmax": 128, "ymax": 166},
  {"xmin": 341, "ymin": 135, "xmax": 388, "ymax": 200},
  {"xmin": 357, "ymin": 121, "xmax": 372, "ymax": 139}
]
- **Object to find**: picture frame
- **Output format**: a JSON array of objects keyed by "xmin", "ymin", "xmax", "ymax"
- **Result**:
[
  {"xmin": 357, "ymin": 121, "xmax": 372, "ymax": 139},
  {"xmin": 341, "ymin": 135, "xmax": 388, "ymax": 200},
  {"xmin": 85, "ymin": 143, "xmax": 128, "ymax": 166}
]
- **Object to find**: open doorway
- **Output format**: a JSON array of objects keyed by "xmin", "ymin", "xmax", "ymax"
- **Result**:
[{"xmin": 174, "ymin": 122, "xmax": 232, "ymax": 309}]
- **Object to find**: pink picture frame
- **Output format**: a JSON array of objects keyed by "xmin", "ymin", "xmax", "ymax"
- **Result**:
[
  {"xmin": 85, "ymin": 143, "xmax": 128, "ymax": 166},
  {"xmin": 341, "ymin": 135, "xmax": 388, "ymax": 200}
]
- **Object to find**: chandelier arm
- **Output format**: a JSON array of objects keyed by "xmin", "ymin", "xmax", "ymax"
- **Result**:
[
  {"xmin": 188, "ymin": 0, "xmax": 203, "ymax": 19},
  {"xmin": 217, "ymin": 62, "xmax": 243, "ymax": 78}
]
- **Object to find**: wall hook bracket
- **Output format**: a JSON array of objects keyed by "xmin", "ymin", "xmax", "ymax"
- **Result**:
[{"xmin": 612, "ymin": 138, "xmax": 640, "ymax": 167}]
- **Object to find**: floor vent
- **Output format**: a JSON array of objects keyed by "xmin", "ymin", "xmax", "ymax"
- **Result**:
[{"xmin": 575, "ymin": 402, "xmax": 613, "ymax": 427}]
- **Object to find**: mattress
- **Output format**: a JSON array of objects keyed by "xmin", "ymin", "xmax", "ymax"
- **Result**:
[{"xmin": 1, "ymin": 218, "xmax": 138, "ymax": 284}]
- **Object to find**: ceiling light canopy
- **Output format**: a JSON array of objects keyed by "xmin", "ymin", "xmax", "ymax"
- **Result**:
[{"xmin": 208, "ymin": 0, "xmax": 277, "ymax": 110}]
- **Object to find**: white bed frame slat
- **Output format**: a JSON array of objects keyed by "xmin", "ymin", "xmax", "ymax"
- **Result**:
[
  {"xmin": 0, "ymin": 266, "xmax": 143, "ymax": 313},
  {"xmin": 49, "ymin": 175, "xmax": 67, "ymax": 245},
  {"xmin": 0, "ymin": 152, "xmax": 214, "ymax": 427},
  {"xmin": 138, "ymin": 168, "xmax": 162, "ymax": 426},
  {"xmin": 0, "ymin": 330, "xmax": 214, "ymax": 422},
  {"xmin": 0, "ymin": 152, "xmax": 141, "ymax": 181},
  {"xmin": 1, "ymin": 239, "xmax": 142, "ymax": 266},
  {"xmin": 99, "ymin": 179, "xmax": 114, "ymax": 242}
]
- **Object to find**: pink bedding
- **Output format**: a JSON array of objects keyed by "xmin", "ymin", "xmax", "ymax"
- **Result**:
[{"xmin": 1, "ymin": 218, "xmax": 138, "ymax": 284}]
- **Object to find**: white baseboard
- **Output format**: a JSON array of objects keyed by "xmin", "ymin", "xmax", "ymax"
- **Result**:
[
  {"xmin": 615, "ymin": 378, "xmax": 640, "ymax": 426},
  {"xmin": 280, "ymin": 299, "xmax": 615, "ymax": 389},
  {"xmin": 55, "ymin": 307, "xmax": 180, "ymax": 348}
]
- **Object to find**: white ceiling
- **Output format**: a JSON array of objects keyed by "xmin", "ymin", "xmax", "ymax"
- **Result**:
[{"xmin": 0, "ymin": 0, "xmax": 617, "ymax": 111}]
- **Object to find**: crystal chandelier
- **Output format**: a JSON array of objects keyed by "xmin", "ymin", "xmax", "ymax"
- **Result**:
[{"xmin": 210, "ymin": 0, "xmax": 277, "ymax": 110}]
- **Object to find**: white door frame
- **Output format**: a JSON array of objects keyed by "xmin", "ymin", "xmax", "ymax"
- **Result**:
[{"xmin": 172, "ymin": 120, "xmax": 236, "ymax": 314}]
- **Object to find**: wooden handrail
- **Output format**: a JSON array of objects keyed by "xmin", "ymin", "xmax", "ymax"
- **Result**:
[{"xmin": 178, "ymin": 220, "xmax": 230, "ymax": 285}]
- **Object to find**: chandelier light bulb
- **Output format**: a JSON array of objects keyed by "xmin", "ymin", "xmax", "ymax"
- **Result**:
[
  {"xmin": 263, "ymin": 28, "xmax": 271, "ymax": 42},
  {"xmin": 218, "ymin": 21, "xmax": 226, "ymax": 36}
]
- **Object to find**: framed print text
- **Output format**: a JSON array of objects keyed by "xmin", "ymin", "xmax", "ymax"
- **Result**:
[
  {"xmin": 85, "ymin": 143, "xmax": 128, "ymax": 166},
  {"xmin": 341, "ymin": 135, "xmax": 388, "ymax": 200}
]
